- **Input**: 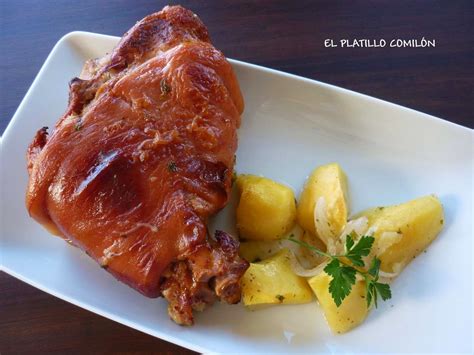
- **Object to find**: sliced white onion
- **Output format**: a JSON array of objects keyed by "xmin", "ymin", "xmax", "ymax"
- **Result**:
[
  {"xmin": 340, "ymin": 216, "xmax": 369, "ymax": 239},
  {"xmin": 295, "ymin": 198, "xmax": 408, "ymax": 281},
  {"xmin": 378, "ymin": 270, "xmax": 399, "ymax": 280},
  {"xmin": 366, "ymin": 225, "xmax": 378, "ymax": 236},
  {"xmin": 290, "ymin": 251, "xmax": 328, "ymax": 277},
  {"xmin": 378, "ymin": 261, "xmax": 404, "ymax": 281},
  {"xmin": 279, "ymin": 225, "xmax": 304, "ymax": 254},
  {"xmin": 314, "ymin": 197, "xmax": 334, "ymax": 245},
  {"xmin": 338, "ymin": 216, "xmax": 369, "ymax": 250},
  {"xmin": 326, "ymin": 238, "xmax": 338, "ymax": 255}
]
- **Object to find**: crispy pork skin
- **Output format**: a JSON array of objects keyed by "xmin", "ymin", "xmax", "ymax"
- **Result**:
[{"xmin": 25, "ymin": 5, "xmax": 248, "ymax": 325}]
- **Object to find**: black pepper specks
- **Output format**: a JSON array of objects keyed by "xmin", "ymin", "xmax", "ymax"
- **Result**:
[
  {"xmin": 168, "ymin": 161, "xmax": 178, "ymax": 172},
  {"xmin": 160, "ymin": 78, "xmax": 171, "ymax": 95},
  {"xmin": 275, "ymin": 294, "xmax": 285, "ymax": 303}
]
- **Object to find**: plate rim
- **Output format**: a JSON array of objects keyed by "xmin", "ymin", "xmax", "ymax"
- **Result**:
[
  {"xmin": 1, "ymin": 30, "xmax": 472, "ymax": 143},
  {"xmin": 1, "ymin": 30, "xmax": 472, "ymax": 353}
]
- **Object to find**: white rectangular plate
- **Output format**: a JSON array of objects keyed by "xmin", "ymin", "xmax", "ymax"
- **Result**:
[{"xmin": 1, "ymin": 32, "xmax": 472, "ymax": 353}]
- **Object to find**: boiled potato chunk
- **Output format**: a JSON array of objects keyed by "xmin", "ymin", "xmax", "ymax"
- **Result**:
[
  {"xmin": 239, "ymin": 240, "xmax": 284, "ymax": 262},
  {"xmin": 308, "ymin": 272, "xmax": 368, "ymax": 334},
  {"xmin": 241, "ymin": 249, "xmax": 313, "ymax": 306},
  {"xmin": 236, "ymin": 175, "xmax": 296, "ymax": 240},
  {"xmin": 239, "ymin": 230, "xmax": 326, "ymax": 267},
  {"xmin": 238, "ymin": 224, "xmax": 322, "ymax": 265},
  {"xmin": 297, "ymin": 163, "xmax": 349, "ymax": 244},
  {"xmin": 357, "ymin": 195, "xmax": 444, "ymax": 274}
]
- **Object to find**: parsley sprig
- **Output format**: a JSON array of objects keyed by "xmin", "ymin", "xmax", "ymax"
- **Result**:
[{"xmin": 289, "ymin": 234, "xmax": 391, "ymax": 308}]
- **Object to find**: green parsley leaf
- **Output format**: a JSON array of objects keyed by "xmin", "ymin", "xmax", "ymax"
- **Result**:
[
  {"xmin": 345, "ymin": 234, "xmax": 355, "ymax": 252},
  {"xmin": 324, "ymin": 259, "xmax": 356, "ymax": 306},
  {"xmin": 374, "ymin": 282, "xmax": 391, "ymax": 301},
  {"xmin": 287, "ymin": 233, "xmax": 392, "ymax": 310},
  {"xmin": 345, "ymin": 235, "xmax": 374, "ymax": 267},
  {"xmin": 366, "ymin": 280, "xmax": 391, "ymax": 308},
  {"xmin": 368, "ymin": 281, "xmax": 377, "ymax": 307},
  {"xmin": 368, "ymin": 257, "xmax": 381, "ymax": 279}
]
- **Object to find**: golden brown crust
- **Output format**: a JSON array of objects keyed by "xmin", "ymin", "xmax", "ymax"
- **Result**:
[
  {"xmin": 161, "ymin": 230, "xmax": 249, "ymax": 325},
  {"xmin": 25, "ymin": 5, "xmax": 247, "ymax": 324},
  {"xmin": 27, "ymin": 126, "xmax": 48, "ymax": 174}
]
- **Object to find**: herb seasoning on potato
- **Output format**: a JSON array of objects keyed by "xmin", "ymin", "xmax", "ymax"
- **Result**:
[{"xmin": 236, "ymin": 165, "xmax": 443, "ymax": 334}]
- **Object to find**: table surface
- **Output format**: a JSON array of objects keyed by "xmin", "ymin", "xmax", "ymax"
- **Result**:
[{"xmin": 1, "ymin": 0, "xmax": 472, "ymax": 353}]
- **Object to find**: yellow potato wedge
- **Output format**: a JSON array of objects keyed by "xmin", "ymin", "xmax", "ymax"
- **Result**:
[
  {"xmin": 308, "ymin": 272, "xmax": 368, "ymax": 334},
  {"xmin": 356, "ymin": 195, "xmax": 444, "ymax": 274},
  {"xmin": 239, "ymin": 240, "xmax": 284, "ymax": 263},
  {"xmin": 239, "ymin": 228, "xmax": 325, "ymax": 267},
  {"xmin": 241, "ymin": 249, "xmax": 313, "ymax": 306},
  {"xmin": 297, "ymin": 163, "xmax": 349, "ymax": 244},
  {"xmin": 236, "ymin": 175, "xmax": 296, "ymax": 240}
]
